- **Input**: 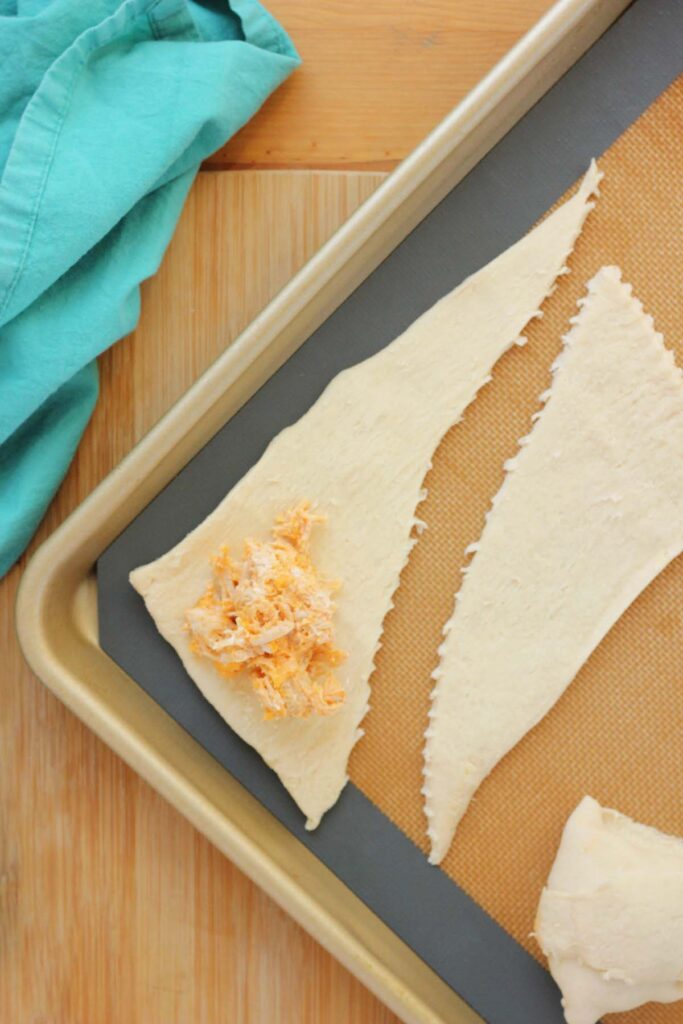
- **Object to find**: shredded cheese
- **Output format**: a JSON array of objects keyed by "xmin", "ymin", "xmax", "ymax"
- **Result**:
[{"xmin": 185, "ymin": 503, "xmax": 345, "ymax": 720}]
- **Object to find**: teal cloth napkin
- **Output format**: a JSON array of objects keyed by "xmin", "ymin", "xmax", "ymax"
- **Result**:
[{"xmin": 0, "ymin": 0, "xmax": 299, "ymax": 576}]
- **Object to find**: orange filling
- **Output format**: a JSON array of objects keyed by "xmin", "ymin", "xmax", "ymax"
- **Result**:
[{"xmin": 185, "ymin": 503, "xmax": 346, "ymax": 720}]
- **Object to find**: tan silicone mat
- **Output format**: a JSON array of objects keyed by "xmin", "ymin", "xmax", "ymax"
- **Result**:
[{"xmin": 349, "ymin": 74, "xmax": 683, "ymax": 1024}]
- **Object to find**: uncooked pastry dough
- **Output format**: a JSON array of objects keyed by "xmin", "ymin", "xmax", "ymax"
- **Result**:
[
  {"xmin": 424, "ymin": 265, "xmax": 683, "ymax": 863},
  {"xmin": 535, "ymin": 795, "xmax": 683, "ymax": 1024},
  {"xmin": 130, "ymin": 163, "xmax": 600, "ymax": 829}
]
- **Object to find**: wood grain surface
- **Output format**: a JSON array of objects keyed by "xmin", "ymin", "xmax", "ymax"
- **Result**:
[
  {"xmin": 2, "ymin": 171, "xmax": 387, "ymax": 1024},
  {"xmin": 3, "ymin": 3, "xmax": 556, "ymax": 1021},
  {"xmin": 212, "ymin": 0, "xmax": 554, "ymax": 169}
]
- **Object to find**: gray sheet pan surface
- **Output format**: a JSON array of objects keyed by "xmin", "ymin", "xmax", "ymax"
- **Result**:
[{"xmin": 98, "ymin": 2, "xmax": 683, "ymax": 1020}]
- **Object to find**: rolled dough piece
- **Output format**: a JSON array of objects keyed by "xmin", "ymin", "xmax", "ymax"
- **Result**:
[
  {"xmin": 535, "ymin": 795, "xmax": 683, "ymax": 1024},
  {"xmin": 424, "ymin": 265, "xmax": 683, "ymax": 863},
  {"xmin": 131, "ymin": 163, "xmax": 600, "ymax": 829}
]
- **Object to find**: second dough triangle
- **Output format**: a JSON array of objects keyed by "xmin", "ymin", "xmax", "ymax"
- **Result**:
[{"xmin": 424, "ymin": 265, "xmax": 683, "ymax": 865}]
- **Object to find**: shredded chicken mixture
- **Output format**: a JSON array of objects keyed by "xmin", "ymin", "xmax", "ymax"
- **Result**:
[{"xmin": 185, "ymin": 503, "xmax": 346, "ymax": 720}]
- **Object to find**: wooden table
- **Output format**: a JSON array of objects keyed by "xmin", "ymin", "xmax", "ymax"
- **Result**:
[{"xmin": 2, "ymin": 3, "xmax": 553, "ymax": 1021}]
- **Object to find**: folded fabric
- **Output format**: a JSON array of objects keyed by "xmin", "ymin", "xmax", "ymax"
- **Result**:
[{"xmin": 0, "ymin": 0, "xmax": 299, "ymax": 576}]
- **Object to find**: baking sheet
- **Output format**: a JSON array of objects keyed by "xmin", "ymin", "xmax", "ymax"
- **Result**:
[{"xmin": 99, "ymin": 2, "xmax": 683, "ymax": 1022}]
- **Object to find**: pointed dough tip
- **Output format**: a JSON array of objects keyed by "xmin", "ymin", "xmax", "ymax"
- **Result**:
[{"xmin": 579, "ymin": 158, "xmax": 603, "ymax": 198}]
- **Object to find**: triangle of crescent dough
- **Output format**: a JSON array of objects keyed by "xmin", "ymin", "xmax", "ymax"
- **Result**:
[
  {"xmin": 424, "ymin": 265, "xmax": 683, "ymax": 864},
  {"xmin": 130, "ymin": 163, "xmax": 600, "ymax": 830},
  {"xmin": 536, "ymin": 796, "xmax": 683, "ymax": 1024}
]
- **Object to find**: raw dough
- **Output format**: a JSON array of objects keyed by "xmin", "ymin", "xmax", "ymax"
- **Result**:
[
  {"xmin": 424, "ymin": 266, "xmax": 683, "ymax": 863},
  {"xmin": 131, "ymin": 163, "xmax": 600, "ymax": 829},
  {"xmin": 535, "ymin": 795, "xmax": 683, "ymax": 1024}
]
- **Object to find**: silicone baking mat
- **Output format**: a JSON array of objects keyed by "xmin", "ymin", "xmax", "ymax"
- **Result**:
[
  {"xmin": 99, "ymin": 2, "xmax": 683, "ymax": 1021},
  {"xmin": 352, "ymin": 71, "xmax": 683, "ymax": 1022}
]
